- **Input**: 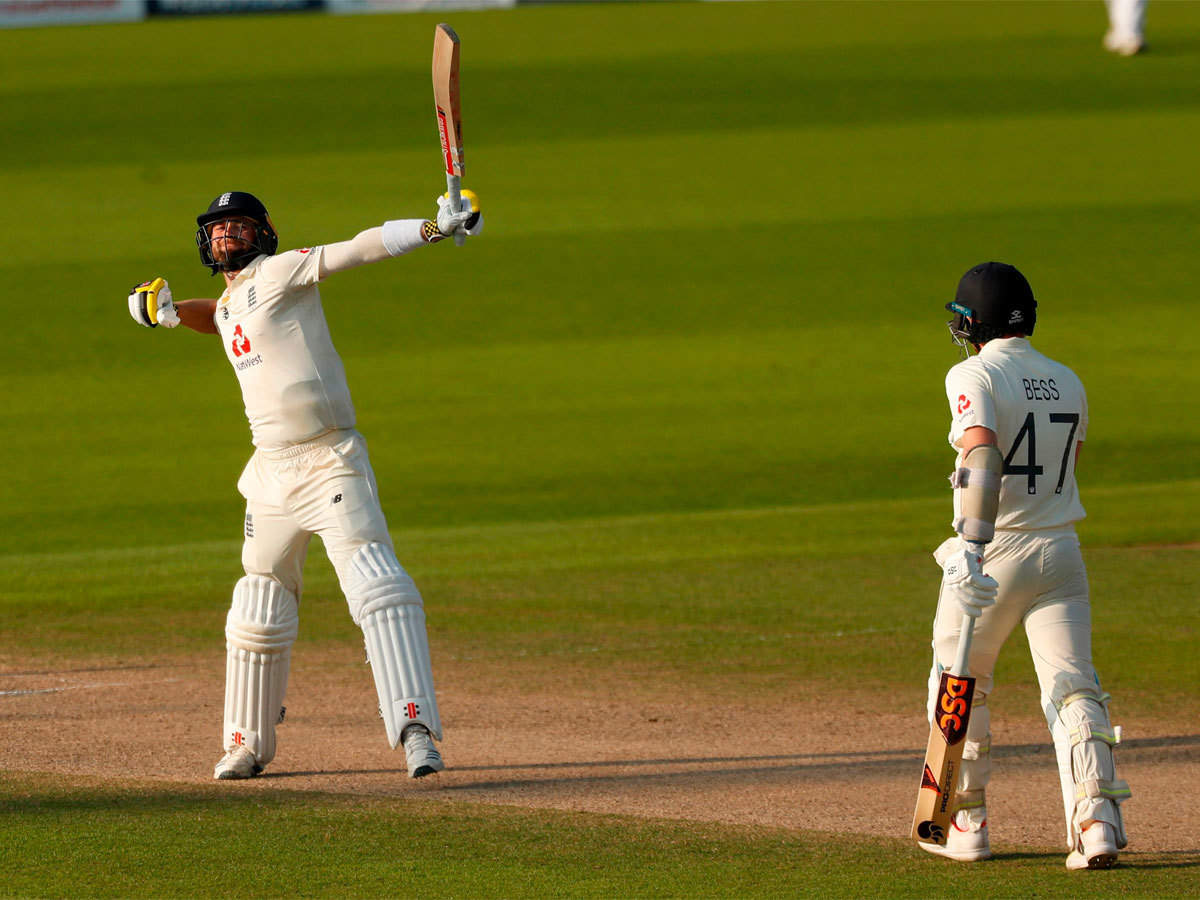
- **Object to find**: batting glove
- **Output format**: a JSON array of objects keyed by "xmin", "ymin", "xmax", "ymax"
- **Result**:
[
  {"xmin": 128, "ymin": 277, "xmax": 179, "ymax": 328},
  {"xmin": 941, "ymin": 541, "xmax": 998, "ymax": 618},
  {"xmin": 435, "ymin": 189, "xmax": 483, "ymax": 238}
]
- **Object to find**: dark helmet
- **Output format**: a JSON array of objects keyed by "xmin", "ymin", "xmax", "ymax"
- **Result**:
[
  {"xmin": 195, "ymin": 191, "xmax": 279, "ymax": 274},
  {"xmin": 946, "ymin": 261, "xmax": 1037, "ymax": 351}
]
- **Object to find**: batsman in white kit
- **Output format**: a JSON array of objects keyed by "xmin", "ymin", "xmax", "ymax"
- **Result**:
[
  {"xmin": 919, "ymin": 262, "xmax": 1131, "ymax": 868},
  {"xmin": 127, "ymin": 189, "xmax": 482, "ymax": 780}
]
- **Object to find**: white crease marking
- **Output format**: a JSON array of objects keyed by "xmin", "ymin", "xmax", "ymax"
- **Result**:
[{"xmin": 0, "ymin": 678, "xmax": 182, "ymax": 697}]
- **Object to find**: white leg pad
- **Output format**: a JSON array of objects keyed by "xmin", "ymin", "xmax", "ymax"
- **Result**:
[
  {"xmin": 347, "ymin": 543, "xmax": 442, "ymax": 745},
  {"xmin": 1045, "ymin": 684, "xmax": 1131, "ymax": 850},
  {"xmin": 223, "ymin": 575, "xmax": 299, "ymax": 765}
]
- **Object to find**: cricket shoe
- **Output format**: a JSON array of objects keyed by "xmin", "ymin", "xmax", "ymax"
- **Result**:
[
  {"xmin": 1103, "ymin": 30, "xmax": 1144, "ymax": 56},
  {"xmin": 919, "ymin": 807, "xmax": 992, "ymax": 862},
  {"xmin": 213, "ymin": 746, "xmax": 264, "ymax": 780},
  {"xmin": 402, "ymin": 724, "xmax": 444, "ymax": 778},
  {"xmin": 1066, "ymin": 822, "xmax": 1119, "ymax": 870}
]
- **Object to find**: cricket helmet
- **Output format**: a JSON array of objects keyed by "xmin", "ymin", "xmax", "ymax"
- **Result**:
[
  {"xmin": 946, "ymin": 261, "xmax": 1037, "ymax": 351},
  {"xmin": 195, "ymin": 191, "xmax": 279, "ymax": 274}
]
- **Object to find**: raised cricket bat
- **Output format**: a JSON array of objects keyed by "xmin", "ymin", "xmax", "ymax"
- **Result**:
[
  {"xmin": 432, "ymin": 23, "xmax": 466, "ymax": 246},
  {"xmin": 911, "ymin": 612, "xmax": 977, "ymax": 845}
]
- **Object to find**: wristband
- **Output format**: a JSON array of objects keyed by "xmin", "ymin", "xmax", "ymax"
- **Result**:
[{"xmin": 381, "ymin": 219, "xmax": 427, "ymax": 256}]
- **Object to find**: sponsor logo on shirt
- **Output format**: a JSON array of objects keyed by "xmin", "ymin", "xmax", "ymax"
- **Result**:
[
  {"xmin": 957, "ymin": 394, "xmax": 971, "ymax": 414},
  {"xmin": 231, "ymin": 324, "xmax": 251, "ymax": 357}
]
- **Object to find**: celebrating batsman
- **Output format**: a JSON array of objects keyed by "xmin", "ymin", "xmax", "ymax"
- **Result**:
[
  {"xmin": 917, "ymin": 263, "xmax": 1130, "ymax": 868},
  {"xmin": 128, "ymin": 189, "xmax": 482, "ymax": 780}
]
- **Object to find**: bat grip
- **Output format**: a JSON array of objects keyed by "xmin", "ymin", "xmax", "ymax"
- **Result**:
[
  {"xmin": 951, "ymin": 612, "xmax": 976, "ymax": 677},
  {"xmin": 446, "ymin": 173, "xmax": 465, "ymax": 247}
]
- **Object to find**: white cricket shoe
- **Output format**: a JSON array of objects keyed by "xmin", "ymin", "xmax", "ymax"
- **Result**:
[
  {"xmin": 1066, "ymin": 822, "xmax": 1119, "ymax": 870},
  {"xmin": 1103, "ymin": 30, "xmax": 1144, "ymax": 56},
  {"xmin": 403, "ymin": 724, "xmax": 444, "ymax": 778},
  {"xmin": 919, "ymin": 807, "xmax": 992, "ymax": 862},
  {"xmin": 213, "ymin": 746, "xmax": 263, "ymax": 780}
]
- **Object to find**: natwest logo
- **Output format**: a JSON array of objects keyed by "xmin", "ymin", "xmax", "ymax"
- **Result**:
[{"xmin": 231, "ymin": 324, "xmax": 251, "ymax": 357}]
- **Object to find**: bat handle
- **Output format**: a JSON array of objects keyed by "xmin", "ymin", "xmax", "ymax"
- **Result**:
[
  {"xmin": 446, "ymin": 173, "xmax": 466, "ymax": 247},
  {"xmin": 951, "ymin": 612, "xmax": 976, "ymax": 677}
]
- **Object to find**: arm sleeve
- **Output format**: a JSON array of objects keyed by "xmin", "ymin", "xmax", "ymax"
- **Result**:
[
  {"xmin": 314, "ymin": 219, "xmax": 430, "ymax": 279},
  {"xmin": 1077, "ymin": 378, "xmax": 1088, "ymax": 442},
  {"xmin": 319, "ymin": 227, "xmax": 392, "ymax": 278},
  {"xmin": 259, "ymin": 247, "xmax": 325, "ymax": 289},
  {"xmin": 945, "ymin": 363, "xmax": 996, "ymax": 448}
]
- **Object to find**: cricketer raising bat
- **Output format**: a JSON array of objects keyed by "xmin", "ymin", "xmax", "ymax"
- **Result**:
[
  {"xmin": 432, "ymin": 22, "xmax": 466, "ymax": 246},
  {"xmin": 911, "ymin": 612, "xmax": 978, "ymax": 846}
]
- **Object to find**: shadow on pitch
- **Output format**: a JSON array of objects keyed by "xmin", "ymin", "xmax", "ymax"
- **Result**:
[{"xmin": 265, "ymin": 733, "xmax": 1199, "ymax": 787}]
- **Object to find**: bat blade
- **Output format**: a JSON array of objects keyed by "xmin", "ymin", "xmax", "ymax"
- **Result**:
[
  {"xmin": 911, "ymin": 668, "xmax": 977, "ymax": 844},
  {"xmin": 432, "ymin": 22, "xmax": 464, "ymax": 245},
  {"xmin": 432, "ymin": 23, "xmax": 463, "ymax": 181}
]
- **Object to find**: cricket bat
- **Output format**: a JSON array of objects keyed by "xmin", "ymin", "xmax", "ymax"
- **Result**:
[
  {"xmin": 432, "ymin": 23, "xmax": 466, "ymax": 246},
  {"xmin": 911, "ymin": 612, "xmax": 977, "ymax": 845}
]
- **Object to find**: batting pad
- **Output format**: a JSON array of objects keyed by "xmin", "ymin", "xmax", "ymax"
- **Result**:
[
  {"xmin": 223, "ymin": 575, "xmax": 299, "ymax": 764},
  {"xmin": 348, "ymin": 543, "xmax": 442, "ymax": 745},
  {"xmin": 1046, "ymin": 684, "xmax": 1131, "ymax": 850}
]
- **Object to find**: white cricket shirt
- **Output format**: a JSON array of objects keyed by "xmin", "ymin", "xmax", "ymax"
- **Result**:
[
  {"xmin": 214, "ymin": 249, "xmax": 356, "ymax": 450},
  {"xmin": 946, "ymin": 337, "xmax": 1088, "ymax": 531}
]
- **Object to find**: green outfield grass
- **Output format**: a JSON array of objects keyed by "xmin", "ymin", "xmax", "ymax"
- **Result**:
[
  {"xmin": 1, "ymin": 1, "xmax": 1198, "ymax": 896},
  {"xmin": 1, "ymin": 775, "xmax": 1196, "ymax": 899}
]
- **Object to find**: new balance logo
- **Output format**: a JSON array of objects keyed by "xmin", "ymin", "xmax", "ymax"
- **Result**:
[{"xmin": 332, "ymin": 493, "xmax": 343, "ymax": 505}]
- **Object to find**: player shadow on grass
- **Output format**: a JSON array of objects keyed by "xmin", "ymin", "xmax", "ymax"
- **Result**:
[
  {"xmin": 262, "ymin": 737, "xmax": 1186, "ymax": 797},
  {"xmin": 265, "ymin": 733, "xmax": 1198, "ymax": 785},
  {"xmin": 991, "ymin": 850, "xmax": 1200, "ymax": 868}
]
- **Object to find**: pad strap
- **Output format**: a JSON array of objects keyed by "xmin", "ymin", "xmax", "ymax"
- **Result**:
[{"xmin": 1075, "ymin": 778, "xmax": 1132, "ymax": 803}]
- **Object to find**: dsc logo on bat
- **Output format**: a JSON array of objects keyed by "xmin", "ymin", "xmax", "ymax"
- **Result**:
[{"xmin": 936, "ymin": 674, "xmax": 974, "ymax": 744}]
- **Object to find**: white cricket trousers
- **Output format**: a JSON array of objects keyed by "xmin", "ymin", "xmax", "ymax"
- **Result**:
[
  {"xmin": 929, "ymin": 526, "xmax": 1096, "ymax": 797},
  {"xmin": 237, "ymin": 428, "xmax": 394, "ymax": 598},
  {"xmin": 932, "ymin": 527, "xmax": 1094, "ymax": 697}
]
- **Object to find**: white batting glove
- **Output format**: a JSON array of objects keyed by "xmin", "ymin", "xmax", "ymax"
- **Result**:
[
  {"xmin": 128, "ymin": 277, "xmax": 179, "ymax": 328},
  {"xmin": 941, "ymin": 541, "xmax": 998, "ymax": 618},
  {"xmin": 435, "ymin": 189, "xmax": 483, "ymax": 238}
]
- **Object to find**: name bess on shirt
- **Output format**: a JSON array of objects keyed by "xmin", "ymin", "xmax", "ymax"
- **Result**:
[
  {"xmin": 955, "ymin": 376, "xmax": 1064, "ymax": 430},
  {"xmin": 1022, "ymin": 377, "xmax": 1060, "ymax": 401}
]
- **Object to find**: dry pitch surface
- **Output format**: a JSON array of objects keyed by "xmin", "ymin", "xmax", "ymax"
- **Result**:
[{"xmin": 3, "ymin": 651, "xmax": 1196, "ymax": 859}]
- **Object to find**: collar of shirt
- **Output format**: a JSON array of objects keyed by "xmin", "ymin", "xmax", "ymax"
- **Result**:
[
  {"xmin": 979, "ymin": 336, "xmax": 1031, "ymax": 358},
  {"xmin": 219, "ymin": 255, "xmax": 267, "ymax": 304}
]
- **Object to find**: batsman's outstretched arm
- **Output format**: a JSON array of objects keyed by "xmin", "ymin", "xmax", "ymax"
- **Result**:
[
  {"xmin": 176, "ymin": 298, "xmax": 220, "ymax": 334},
  {"xmin": 317, "ymin": 191, "xmax": 484, "ymax": 279}
]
